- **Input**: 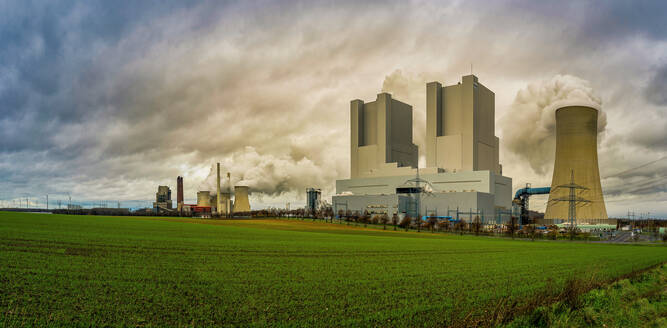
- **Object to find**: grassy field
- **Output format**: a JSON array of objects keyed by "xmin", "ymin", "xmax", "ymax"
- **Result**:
[
  {"xmin": 504, "ymin": 263, "xmax": 667, "ymax": 328},
  {"xmin": 1, "ymin": 212, "xmax": 665, "ymax": 327}
]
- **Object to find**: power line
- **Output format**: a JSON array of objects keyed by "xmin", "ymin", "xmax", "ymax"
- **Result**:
[{"xmin": 604, "ymin": 156, "xmax": 667, "ymax": 179}]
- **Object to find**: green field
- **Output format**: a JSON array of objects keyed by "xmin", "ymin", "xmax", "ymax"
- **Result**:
[
  {"xmin": 505, "ymin": 263, "xmax": 667, "ymax": 328},
  {"xmin": 1, "ymin": 212, "xmax": 665, "ymax": 327}
]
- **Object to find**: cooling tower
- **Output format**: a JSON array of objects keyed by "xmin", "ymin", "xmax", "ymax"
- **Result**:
[
  {"xmin": 219, "ymin": 192, "xmax": 231, "ymax": 216},
  {"xmin": 196, "ymin": 191, "xmax": 211, "ymax": 207},
  {"xmin": 232, "ymin": 186, "xmax": 250, "ymax": 213},
  {"xmin": 545, "ymin": 106, "xmax": 608, "ymax": 223}
]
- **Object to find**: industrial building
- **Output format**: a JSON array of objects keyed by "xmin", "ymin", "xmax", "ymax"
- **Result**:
[
  {"xmin": 306, "ymin": 188, "xmax": 322, "ymax": 213},
  {"xmin": 545, "ymin": 105, "xmax": 608, "ymax": 224},
  {"xmin": 153, "ymin": 186, "xmax": 173, "ymax": 210},
  {"xmin": 173, "ymin": 164, "xmax": 249, "ymax": 218},
  {"xmin": 232, "ymin": 186, "xmax": 251, "ymax": 213},
  {"xmin": 333, "ymin": 75, "xmax": 512, "ymax": 222}
]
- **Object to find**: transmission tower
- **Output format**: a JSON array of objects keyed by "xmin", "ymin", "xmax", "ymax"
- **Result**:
[{"xmin": 548, "ymin": 170, "xmax": 591, "ymax": 230}]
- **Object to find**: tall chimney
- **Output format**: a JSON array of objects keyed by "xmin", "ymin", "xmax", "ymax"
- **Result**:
[
  {"xmin": 177, "ymin": 176, "xmax": 184, "ymax": 213},
  {"xmin": 217, "ymin": 163, "xmax": 222, "ymax": 217}
]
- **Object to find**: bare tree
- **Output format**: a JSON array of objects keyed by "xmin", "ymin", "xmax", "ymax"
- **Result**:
[
  {"xmin": 380, "ymin": 213, "xmax": 389, "ymax": 230},
  {"xmin": 391, "ymin": 213, "xmax": 399, "ymax": 231},
  {"xmin": 399, "ymin": 215, "xmax": 411, "ymax": 232},
  {"xmin": 568, "ymin": 226, "xmax": 577, "ymax": 241},
  {"xmin": 362, "ymin": 210, "xmax": 370, "ymax": 227},
  {"xmin": 471, "ymin": 216, "xmax": 482, "ymax": 236},
  {"xmin": 426, "ymin": 216, "xmax": 438, "ymax": 233},
  {"xmin": 507, "ymin": 216, "xmax": 518, "ymax": 239},
  {"xmin": 352, "ymin": 211, "xmax": 360, "ymax": 226},
  {"xmin": 370, "ymin": 215, "xmax": 379, "ymax": 225},
  {"xmin": 525, "ymin": 224, "xmax": 537, "ymax": 241},
  {"xmin": 438, "ymin": 220, "xmax": 449, "ymax": 232},
  {"xmin": 454, "ymin": 220, "xmax": 467, "ymax": 235},
  {"xmin": 547, "ymin": 225, "xmax": 558, "ymax": 240}
]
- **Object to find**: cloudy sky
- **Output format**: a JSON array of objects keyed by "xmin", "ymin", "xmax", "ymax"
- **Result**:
[{"xmin": 1, "ymin": 0, "xmax": 666, "ymax": 217}]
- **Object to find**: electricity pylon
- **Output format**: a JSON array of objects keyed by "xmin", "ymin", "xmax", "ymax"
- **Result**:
[{"xmin": 548, "ymin": 170, "xmax": 591, "ymax": 230}]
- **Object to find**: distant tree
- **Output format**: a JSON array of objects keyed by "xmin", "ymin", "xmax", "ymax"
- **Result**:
[
  {"xmin": 454, "ymin": 220, "xmax": 467, "ymax": 235},
  {"xmin": 507, "ymin": 216, "xmax": 518, "ymax": 239},
  {"xmin": 547, "ymin": 225, "xmax": 558, "ymax": 240},
  {"xmin": 525, "ymin": 224, "xmax": 536, "ymax": 241},
  {"xmin": 438, "ymin": 220, "xmax": 449, "ymax": 232},
  {"xmin": 391, "ymin": 213, "xmax": 399, "ymax": 231},
  {"xmin": 426, "ymin": 216, "xmax": 438, "ymax": 233},
  {"xmin": 471, "ymin": 216, "xmax": 482, "ymax": 236},
  {"xmin": 326, "ymin": 207, "xmax": 333, "ymax": 223},
  {"xmin": 380, "ymin": 213, "xmax": 389, "ymax": 230},
  {"xmin": 399, "ymin": 215, "xmax": 411, "ymax": 232},
  {"xmin": 370, "ymin": 215, "xmax": 379, "ymax": 225},
  {"xmin": 362, "ymin": 210, "xmax": 370, "ymax": 227},
  {"xmin": 568, "ymin": 227, "xmax": 578, "ymax": 241}
]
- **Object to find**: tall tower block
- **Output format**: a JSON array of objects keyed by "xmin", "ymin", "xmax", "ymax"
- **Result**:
[
  {"xmin": 350, "ymin": 93, "xmax": 418, "ymax": 178},
  {"xmin": 426, "ymin": 75, "xmax": 501, "ymax": 174},
  {"xmin": 545, "ymin": 106, "xmax": 608, "ymax": 222}
]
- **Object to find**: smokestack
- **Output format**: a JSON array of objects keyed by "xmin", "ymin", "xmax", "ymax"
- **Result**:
[
  {"xmin": 177, "ymin": 176, "xmax": 184, "ymax": 212},
  {"xmin": 216, "ymin": 163, "xmax": 222, "ymax": 217},
  {"xmin": 227, "ymin": 172, "xmax": 231, "ymax": 218},
  {"xmin": 545, "ymin": 105, "xmax": 608, "ymax": 223}
]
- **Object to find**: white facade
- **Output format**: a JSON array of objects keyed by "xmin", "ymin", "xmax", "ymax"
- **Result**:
[{"xmin": 336, "ymin": 170, "xmax": 511, "ymax": 209}]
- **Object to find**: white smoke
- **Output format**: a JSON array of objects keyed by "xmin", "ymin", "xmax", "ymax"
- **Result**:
[
  {"xmin": 196, "ymin": 146, "xmax": 338, "ymax": 198},
  {"xmin": 500, "ymin": 75, "xmax": 607, "ymax": 174}
]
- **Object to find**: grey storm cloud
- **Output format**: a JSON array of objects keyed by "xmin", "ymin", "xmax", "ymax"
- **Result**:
[
  {"xmin": 645, "ymin": 64, "xmax": 667, "ymax": 106},
  {"xmin": 1, "ymin": 0, "xmax": 667, "ymax": 215}
]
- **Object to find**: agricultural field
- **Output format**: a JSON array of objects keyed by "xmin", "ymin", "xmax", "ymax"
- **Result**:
[
  {"xmin": 504, "ymin": 263, "xmax": 667, "ymax": 328},
  {"xmin": 1, "ymin": 212, "xmax": 666, "ymax": 327}
]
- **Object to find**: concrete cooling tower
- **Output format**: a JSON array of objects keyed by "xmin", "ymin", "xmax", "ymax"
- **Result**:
[
  {"xmin": 232, "ymin": 186, "xmax": 251, "ymax": 213},
  {"xmin": 197, "ymin": 191, "xmax": 211, "ymax": 207},
  {"xmin": 219, "ymin": 192, "xmax": 231, "ymax": 216},
  {"xmin": 545, "ymin": 105, "xmax": 608, "ymax": 223}
]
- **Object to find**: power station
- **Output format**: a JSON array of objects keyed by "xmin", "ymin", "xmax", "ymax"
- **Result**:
[
  {"xmin": 154, "ymin": 163, "xmax": 251, "ymax": 218},
  {"xmin": 148, "ymin": 74, "xmax": 615, "ymax": 227},
  {"xmin": 334, "ymin": 75, "xmax": 513, "ymax": 222}
]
